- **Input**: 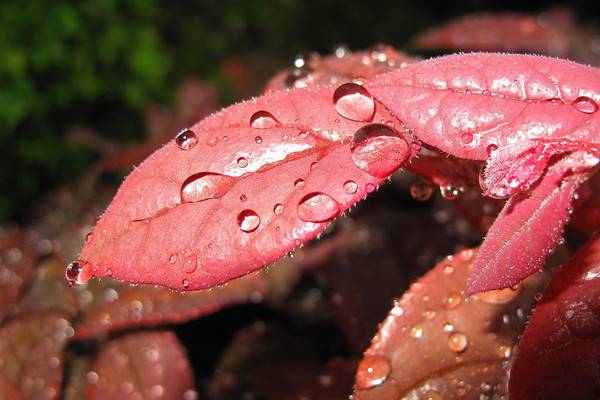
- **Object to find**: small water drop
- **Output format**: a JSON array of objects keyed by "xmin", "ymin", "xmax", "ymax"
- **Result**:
[
  {"xmin": 410, "ymin": 180, "xmax": 434, "ymax": 201},
  {"xmin": 572, "ymin": 96, "xmax": 598, "ymax": 114},
  {"xmin": 333, "ymin": 83, "xmax": 375, "ymax": 122},
  {"xmin": 294, "ymin": 178, "xmax": 305, "ymax": 188},
  {"xmin": 343, "ymin": 180, "xmax": 358, "ymax": 194},
  {"xmin": 355, "ymin": 355, "xmax": 391, "ymax": 389},
  {"xmin": 240, "ymin": 194, "xmax": 247, "ymax": 202},
  {"xmin": 423, "ymin": 390, "xmax": 443, "ymax": 400},
  {"xmin": 440, "ymin": 184, "xmax": 463, "ymax": 200},
  {"xmin": 365, "ymin": 183, "xmax": 375, "ymax": 193},
  {"xmin": 273, "ymin": 203, "xmax": 284, "ymax": 215},
  {"xmin": 175, "ymin": 129, "xmax": 198, "ymax": 150},
  {"xmin": 477, "ymin": 286, "xmax": 521, "ymax": 305},
  {"xmin": 255, "ymin": 136, "xmax": 263, "ymax": 144},
  {"xmin": 65, "ymin": 260, "xmax": 93, "ymax": 286},
  {"xmin": 297, "ymin": 192, "xmax": 340, "ymax": 223},
  {"xmin": 236, "ymin": 157, "xmax": 249, "ymax": 168},
  {"xmin": 497, "ymin": 345, "xmax": 512, "ymax": 360},
  {"xmin": 168, "ymin": 254, "xmax": 178, "ymax": 264},
  {"xmin": 181, "ymin": 173, "xmax": 236, "ymax": 203},
  {"xmin": 351, "ymin": 123, "xmax": 409, "ymax": 178},
  {"xmin": 410, "ymin": 325, "xmax": 424, "ymax": 338},
  {"xmin": 461, "ymin": 132, "xmax": 474, "ymax": 144},
  {"xmin": 237, "ymin": 210, "xmax": 261, "ymax": 233},
  {"xmin": 182, "ymin": 279, "xmax": 190, "ymax": 289},
  {"xmin": 444, "ymin": 292, "xmax": 463, "ymax": 309},
  {"xmin": 182, "ymin": 254, "xmax": 198, "ymax": 274},
  {"xmin": 250, "ymin": 111, "xmax": 279, "ymax": 129},
  {"xmin": 448, "ymin": 332, "xmax": 469, "ymax": 353}
]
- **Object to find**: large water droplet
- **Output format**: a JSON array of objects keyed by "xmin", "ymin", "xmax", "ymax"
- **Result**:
[
  {"xmin": 333, "ymin": 83, "xmax": 375, "ymax": 122},
  {"xmin": 183, "ymin": 254, "xmax": 198, "ymax": 274},
  {"xmin": 237, "ymin": 210, "xmax": 261, "ymax": 232},
  {"xmin": 448, "ymin": 332, "xmax": 469, "ymax": 353},
  {"xmin": 355, "ymin": 355, "xmax": 391, "ymax": 389},
  {"xmin": 180, "ymin": 173, "xmax": 236, "ymax": 203},
  {"xmin": 343, "ymin": 180, "xmax": 358, "ymax": 194},
  {"xmin": 175, "ymin": 129, "xmax": 198, "ymax": 150},
  {"xmin": 65, "ymin": 260, "xmax": 93, "ymax": 286},
  {"xmin": 297, "ymin": 192, "xmax": 340, "ymax": 223},
  {"xmin": 572, "ymin": 96, "xmax": 598, "ymax": 114},
  {"xmin": 351, "ymin": 124, "xmax": 409, "ymax": 178},
  {"xmin": 250, "ymin": 111, "xmax": 279, "ymax": 129},
  {"xmin": 410, "ymin": 180, "xmax": 434, "ymax": 201},
  {"xmin": 477, "ymin": 286, "xmax": 521, "ymax": 305}
]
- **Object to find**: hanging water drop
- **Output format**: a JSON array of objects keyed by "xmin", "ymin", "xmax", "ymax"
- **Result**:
[
  {"xmin": 65, "ymin": 260, "xmax": 93, "ymax": 286},
  {"xmin": 572, "ymin": 96, "xmax": 598, "ymax": 114},
  {"xmin": 410, "ymin": 180, "xmax": 434, "ymax": 201},
  {"xmin": 355, "ymin": 355, "xmax": 391, "ymax": 390},
  {"xmin": 297, "ymin": 192, "xmax": 340, "ymax": 223},
  {"xmin": 250, "ymin": 111, "xmax": 279, "ymax": 129},
  {"xmin": 175, "ymin": 129, "xmax": 198, "ymax": 150},
  {"xmin": 237, "ymin": 210, "xmax": 261, "ymax": 232},
  {"xmin": 333, "ymin": 83, "xmax": 376, "ymax": 122},
  {"xmin": 351, "ymin": 123, "xmax": 409, "ymax": 178},
  {"xmin": 180, "ymin": 173, "xmax": 236, "ymax": 203}
]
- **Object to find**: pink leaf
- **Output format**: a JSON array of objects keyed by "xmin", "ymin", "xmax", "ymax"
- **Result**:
[
  {"xmin": 78, "ymin": 84, "xmax": 412, "ymax": 290},
  {"xmin": 468, "ymin": 153, "xmax": 593, "ymax": 293},
  {"xmin": 509, "ymin": 232, "xmax": 600, "ymax": 400}
]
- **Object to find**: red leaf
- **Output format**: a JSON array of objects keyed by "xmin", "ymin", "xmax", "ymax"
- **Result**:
[
  {"xmin": 353, "ymin": 248, "xmax": 548, "ymax": 399},
  {"xmin": 84, "ymin": 331, "xmax": 196, "ymax": 400},
  {"xmin": 509, "ymin": 232, "xmax": 600, "ymax": 400},
  {"xmin": 0, "ymin": 312, "xmax": 72, "ymax": 400},
  {"xmin": 468, "ymin": 153, "xmax": 593, "ymax": 293},
  {"xmin": 78, "ymin": 84, "xmax": 412, "ymax": 290}
]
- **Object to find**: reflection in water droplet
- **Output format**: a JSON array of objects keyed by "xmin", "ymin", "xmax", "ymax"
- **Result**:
[
  {"xmin": 237, "ymin": 210, "xmax": 261, "ymax": 232},
  {"xmin": 343, "ymin": 180, "xmax": 358, "ymax": 194},
  {"xmin": 333, "ymin": 83, "xmax": 376, "ymax": 122},
  {"xmin": 65, "ymin": 260, "xmax": 93, "ymax": 286},
  {"xmin": 297, "ymin": 192, "xmax": 340, "ymax": 223},
  {"xmin": 85, "ymin": 232, "xmax": 93, "ymax": 243},
  {"xmin": 410, "ymin": 180, "xmax": 434, "ymax": 201},
  {"xmin": 237, "ymin": 157, "xmax": 249, "ymax": 168},
  {"xmin": 168, "ymin": 254, "xmax": 178, "ymax": 264},
  {"xmin": 444, "ymin": 292, "xmax": 463, "ymax": 309},
  {"xmin": 250, "ymin": 111, "xmax": 279, "ymax": 129},
  {"xmin": 273, "ymin": 203, "xmax": 284, "ymax": 215},
  {"xmin": 572, "ymin": 96, "xmax": 598, "ymax": 114},
  {"xmin": 183, "ymin": 254, "xmax": 198, "ymax": 274},
  {"xmin": 410, "ymin": 325, "xmax": 424, "ymax": 338},
  {"xmin": 175, "ymin": 129, "xmax": 198, "ymax": 150},
  {"xmin": 448, "ymin": 332, "xmax": 469, "ymax": 353},
  {"xmin": 351, "ymin": 123, "xmax": 409, "ymax": 178},
  {"xmin": 477, "ymin": 286, "xmax": 521, "ymax": 305},
  {"xmin": 355, "ymin": 355, "xmax": 391, "ymax": 390},
  {"xmin": 180, "ymin": 173, "xmax": 236, "ymax": 203}
]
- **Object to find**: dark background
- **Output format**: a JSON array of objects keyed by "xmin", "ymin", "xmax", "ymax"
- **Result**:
[{"xmin": 1, "ymin": 0, "xmax": 599, "ymax": 223}]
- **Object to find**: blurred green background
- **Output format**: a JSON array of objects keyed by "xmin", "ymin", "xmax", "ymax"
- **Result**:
[{"xmin": 1, "ymin": 0, "xmax": 598, "ymax": 223}]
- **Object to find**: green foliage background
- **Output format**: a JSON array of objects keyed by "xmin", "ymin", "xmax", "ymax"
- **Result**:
[{"xmin": 1, "ymin": 0, "xmax": 596, "ymax": 222}]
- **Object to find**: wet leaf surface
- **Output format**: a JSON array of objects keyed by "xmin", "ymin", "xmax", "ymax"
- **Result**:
[
  {"xmin": 509, "ymin": 232, "xmax": 600, "ymax": 400},
  {"xmin": 353, "ymin": 248, "xmax": 548, "ymax": 399},
  {"xmin": 84, "ymin": 331, "xmax": 196, "ymax": 400}
]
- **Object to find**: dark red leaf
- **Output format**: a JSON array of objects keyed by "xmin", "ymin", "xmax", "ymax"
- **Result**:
[
  {"xmin": 0, "ymin": 312, "xmax": 72, "ymax": 400},
  {"xmin": 79, "ymin": 83, "xmax": 412, "ymax": 290},
  {"xmin": 353, "ymin": 248, "xmax": 548, "ymax": 399},
  {"xmin": 84, "ymin": 331, "xmax": 196, "ymax": 400},
  {"xmin": 509, "ymin": 232, "xmax": 600, "ymax": 400}
]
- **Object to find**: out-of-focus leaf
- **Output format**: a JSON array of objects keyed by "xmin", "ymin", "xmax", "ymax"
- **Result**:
[
  {"xmin": 0, "ymin": 312, "xmax": 72, "ymax": 400},
  {"xmin": 84, "ymin": 331, "xmax": 196, "ymax": 400},
  {"xmin": 63, "ymin": 353, "xmax": 93, "ymax": 400},
  {"xmin": 353, "ymin": 248, "xmax": 548, "ymax": 399},
  {"xmin": 509, "ymin": 232, "xmax": 600, "ymax": 400}
]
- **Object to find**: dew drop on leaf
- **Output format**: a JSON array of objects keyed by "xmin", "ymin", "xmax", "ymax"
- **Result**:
[
  {"xmin": 297, "ymin": 192, "xmax": 340, "ymax": 223},
  {"xmin": 355, "ymin": 355, "xmax": 391, "ymax": 390},
  {"xmin": 351, "ymin": 123, "xmax": 409, "ymax": 178},
  {"xmin": 65, "ymin": 259, "xmax": 93, "ymax": 286},
  {"xmin": 410, "ymin": 179, "xmax": 434, "ymax": 201},
  {"xmin": 180, "ymin": 173, "xmax": 236, "ymax": 203},
  {"xmin": 497, "ymin": 345, "xmax": 512, "ymax": 360},
  {"xmin": 572, "ymin": 96, "xmax": 598, "ymax": 114},
  {"xmin": 175, "ymin": 129, "xmax": 198, "ymax": 150},
  {"xmin": 440, "ymin": 184, "xmax": 463, "ymax": 200},
  {"xmin": 250, "ymin": 110, "xmax": 279, "ymax": 129},
  {"xmin": 333, "ymin": 82, "xmax": 376, "ymax": 122},
  {"xmin": 448, "ymin": 332, "xmax": 469, "ymax": 353},
  {"xmin": 343, "ymin": 180, "xmax": 358, "ymax": 194},
  {"xmin": 237, "ymin": 210, "xmax": 261, "ymax": 233}
]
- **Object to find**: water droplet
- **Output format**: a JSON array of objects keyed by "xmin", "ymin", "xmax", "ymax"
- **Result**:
[
  {"xmin": 168, "ymin": 254, "xmax": 178, "ymax": 264},
  {"xmin": 273, "ymin": 203, "xmax": 284, "ymax": 215},
  {"xmin": 240, "ymin": 194, "xmax": 247, "ymax": 202},
  {"xmin": 410, "ymin": 325, "xmax": 424, "ymax": 338},
  {"xmin": 444, "ymin": 292, "xmax": 462, "ymax": 309},
  {"xmin": 443, "ymin": 264, "xmax": 454, "ymax": 274},
  {"xmin": 237, "ymin": 210, "xmax": 261, "ymax": 232},
  {"xmin": 85, "ymin": 231, "xmax": 93, "ymax": 243},
  {"xmin": 423, "ymin": 310, "xmax": 436, "ymax": 320},
  {"xmin": 175, "ymin": 129, "xmax": 198, "ymax": 150},
  {"xmin": 497, "ymin": 345, "xmax": 512, "ymax": 360},
  {"xmin": 355, "ymin": 355, "xmax": 391, "ymax": 389},
  {"xmin": 294, "ymin": 178, "xmax": 305, "ymax": 188},
  {"xmin": 333, "ymin": 83, "xmax": 375, "ymax": 122},
  {"xmin": 365, "ymin": 183, "xmax": 375, "ymax": 193},
  {"xmin": 183, "ymin": 254, "xmax": 198, "ymax": 274},
  {"xmin": 423, "ymin": 390, "xmax": 443, "ymax": 400},
  {"xmin": 448, "ymin": 332, "xmax": 468, "ymax": 353},
  {"xmin": 250, "ymin": 111, "xmax": 279, "ymax": 129},
  {"xmin": 180, "ymin": 173, "xmax": 236, "ymax": 203},
  {"xmin": 65, "ymin": 260, "xmax": 93, "ymax": 286},
  {"xmin": 333, "ymin": 44, "xmax": 350, "ymax": 58},
  {"xmin": 443, "ymin": 323, "xmax": 454, "ymax": 332},
  {"xmin": 182, "ymin": 279, "xmax": 190, "ymax": 289},
  {"xmin": 237, "ymin": 157, "xmax": 249, "ymax": 168},
  {"xmin": 410, "ymin": 180, "xmax": 434, "ymax": 201},
  {"xmin": 351, "ymin": 123, "xmax": 409, "ymax": 178},
  {"xmin": 285, "ymin": 67, "xmax": 311, "ymax": 88},
  {"xmin": 461, "ymin": 132, "xmax": 474, "ymax": 144},
  {"xmin": 572, "ymin": 96, "xmax": 598, "ymax": 114},
  {"xmin": 477, "ymin": 286, "xmax": 521, "ymax": 305},
  {"xmin": 343, "ymin": 180, "xmax": 358, "ymax": 194},
  {"xmin": 297, "ymin": 192, "xmax": 340, "ymax": 223},
  {"xmin": 440, "ymin": 184, "xmax": 463, "ymax": 200},
  {"xmin": 255, "ymin": 136, "xmax": 263, "ymax": 144}
]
